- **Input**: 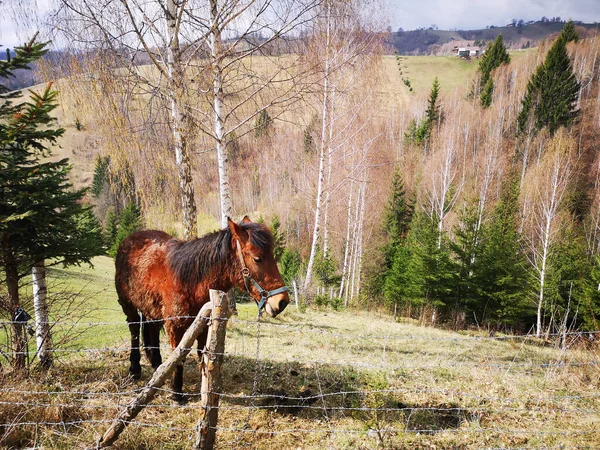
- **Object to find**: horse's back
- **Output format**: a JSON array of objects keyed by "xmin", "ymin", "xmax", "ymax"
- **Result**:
[{"xmin": 115, "ymin": 230, "xmax": 174, "ymax": 318}]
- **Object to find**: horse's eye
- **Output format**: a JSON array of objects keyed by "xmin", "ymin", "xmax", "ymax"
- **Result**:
[{"xmin": 253, "ymin": 257, "xmax": 262, "ymax": 263}]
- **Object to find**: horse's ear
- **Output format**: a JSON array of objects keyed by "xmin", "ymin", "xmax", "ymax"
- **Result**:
[
  {"xmin": 242, "ymin": 215, "xmax": 252, "ymax": 224},
  {"xmin": 227, "ymin": 217, "xmax": 248, "ymax": 243}
]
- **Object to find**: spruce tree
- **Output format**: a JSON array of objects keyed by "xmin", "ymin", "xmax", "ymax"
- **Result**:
[
  {"xmin": 517, "ymin": 24, "xmax": 580, "ymax": 135},
  {"xmin": 476, "ymin": 176, "xmax": 531, "ymax": 328},
  {"xmin": 449, "ymin": 201, "xmax": 482, "ymax": 327},
  {"xmin": 108, "ymin": 202, "xmax": 142, "ymax": 257},
  {"xmin": 379, "ymin": 170, "xmax": 414, "ymax": 308},
  {"xmin": 405, "ymin": 78, "xmax": 441, "ymax": 146},
  {"xmin": 476, "ymin": 34, "xmax": 510, "ymax": 108},
  {"xmin": 1, "ymin": 37, "xmax": 104, "ymax": 369},
  {"xmin": 560, "ymin": 20, "xmax": 579, "ymax": 43},
  {"xmin": 270, "ymin": 215, "xmax": 285, "ymax": 262}
]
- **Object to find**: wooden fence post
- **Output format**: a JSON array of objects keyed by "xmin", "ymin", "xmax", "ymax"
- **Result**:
[
  {"xmin": 95, "ymin": 300, "xmax": 215, "ymax": 448},
  {"xmin": 194, "ymin": 289, "xmax": 230, "ymax": 449}
]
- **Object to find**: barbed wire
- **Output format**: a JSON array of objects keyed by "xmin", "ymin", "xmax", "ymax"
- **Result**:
[
  {"xmin": 1, "ymin": 315, "xmax": 598, "ymax": 343},
  {"xmin": 1, "ymin": 419, "xmax": 597, "ymax": 439},
  {"xmin": 1, "ymin": 399, "xmax": 598, "ymax": 415},
  {"xmin": 2, "ymin": 310, "xmax": 599, "ymax": 446},
  {"xmin": 2, "ymin": 385, "xmax": 599, "ymax": 406}
]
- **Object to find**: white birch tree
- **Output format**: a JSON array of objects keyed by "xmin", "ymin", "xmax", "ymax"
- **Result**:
[{"xmin": 522, "ymin": 131, "xmax": 574, "ymax": 337}]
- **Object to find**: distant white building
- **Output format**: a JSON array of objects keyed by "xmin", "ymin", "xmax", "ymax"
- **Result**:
[{"xmin": 454, "ymin": 46, "xmax": 483, "ymax": 57}]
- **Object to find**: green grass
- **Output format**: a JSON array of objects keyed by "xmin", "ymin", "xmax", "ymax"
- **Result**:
[{"xmin": 1, "ymin": 260, "xmax": 599, "ymax": 449}]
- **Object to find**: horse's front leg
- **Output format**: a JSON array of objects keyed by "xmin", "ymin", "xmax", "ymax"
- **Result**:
[
  {"xmin": 118, "ymin": 301, "xmax": 142, "ymax": 379},
  {"xmin": 165, "ymin": 321, "xmax": 187, "ymax": 403}
]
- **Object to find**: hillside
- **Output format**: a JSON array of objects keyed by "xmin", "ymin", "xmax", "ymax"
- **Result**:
[
  {"xmin": 389, "ymin": 20, "xmax": 600, "ymax": 55},
  {"xmin": 1, "ymin": 258, "xmax": 598, "ymax": 448}
]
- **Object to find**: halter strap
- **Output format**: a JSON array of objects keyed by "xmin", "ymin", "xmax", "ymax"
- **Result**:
[{"xmin": 235, "ymin": 239, "xmax": 289, "ymax": 315}]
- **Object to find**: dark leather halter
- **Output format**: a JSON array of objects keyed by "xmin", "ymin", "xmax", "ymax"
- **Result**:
[{"xmin": 235, "ymin": 239, "xmax": 289, "ymax": 315}]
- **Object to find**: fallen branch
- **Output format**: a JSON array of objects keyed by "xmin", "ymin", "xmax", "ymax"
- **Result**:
[{"xmin": 95, "ymin": 298, "xmax": 216, "ymax": 448}]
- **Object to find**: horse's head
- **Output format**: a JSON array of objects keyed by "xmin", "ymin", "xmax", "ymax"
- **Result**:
[{"xmin": 228, "ymin": 217, "xmax": 289, "ymax": 317}]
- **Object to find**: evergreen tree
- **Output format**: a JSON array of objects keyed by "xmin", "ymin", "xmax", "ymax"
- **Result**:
[
  {"xmin": 383, "ymin": 170, "xmax": 414, "ymax": 243},
  {"xmin": 560, "ymin": 20, "xmax": 579, "ymax": 43},
  {"xmin": 103, "ymin": 207, "xmax": 119, "ymax": 250},
  {"xmin": 582, "ymin": 255, "xmax": 600, "ymax": 331},
  {"xmin": 92, "ymin": 155, "xmax": 110, "ymax": 198},
  {"xmin": 270, "ymin": 215, "xmax": 285, "ymax": 262},
  {"xmin": 377, "ymin": 170, "xmax": 414, "ymax": 305},
  {"xmin": 405, "ymin": 78, "xmax": 441, "ymax": 145},
  {"xmin": 476, "ymin": 34, "xmax": 510, "ymax": 107},
  {"xmin": 424, "ymin": 77, "xmax": 441, "ymax": 127},
  {"xmin": 476, "ymin": 177, "xmax": 531, "ymax": 328},
  {"xmin": 449, "ymin": 201, "xmax": 482, "ymax": 327},
  {"xmin": 108, "ymin": 202, "xmax": 142, "ymax": 257},
  {"xmin": 1, "ymin": 37, "xmax": 104, "ymax": 369},
  {"xmin": 480, "ymin": 77, "xmax": 494, "ymax": 109},
  {"xmin": 279, "ymin": 247, "xmax": 302, "ymax": 286},
  {"xmin": 517, "ymin": 25, "xmax": 580, "ymax": 135},
  {"xmin": 404, "ymin": 212, "xmax": 454, "ymax": 322}
]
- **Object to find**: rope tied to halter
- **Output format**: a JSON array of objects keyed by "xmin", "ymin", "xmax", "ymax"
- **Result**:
[{"xmin": 235, "ymin": 239, "xmax": 288, "ymax": 316}]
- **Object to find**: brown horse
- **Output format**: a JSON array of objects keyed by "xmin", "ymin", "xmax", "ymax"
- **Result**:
[{"xmin": 115, "ymin": 217, "xmax": 289, "ymax": 401}]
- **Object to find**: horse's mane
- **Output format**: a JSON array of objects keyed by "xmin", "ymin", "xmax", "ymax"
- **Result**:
[{"xmin": 166, "ymin": 222, "xmax": 274, "ymax": 293}]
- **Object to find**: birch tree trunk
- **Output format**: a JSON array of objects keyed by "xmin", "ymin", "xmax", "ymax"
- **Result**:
[
  {"xmin": 166, "ymin": 0, "xmax": 198, "ymax": 239},
  {"xmin": 210, "ymin": 0, "xmax": 233, "ymax": 228},
  {"xmin": 303, "ymin": 0, "xmax": 332, "ymax": 294},
  {"xmin": 32, "ymin": 261, "xmax": 52, "ymax": 368},
  {"xmin": 339, "ymin": 182, "xmax": 354, "ymax": 302}
]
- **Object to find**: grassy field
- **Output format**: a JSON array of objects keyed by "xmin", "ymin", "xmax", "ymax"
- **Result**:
[{"xmin": 1, "ymin": 259, "xmax": 599, "ymax": 449}]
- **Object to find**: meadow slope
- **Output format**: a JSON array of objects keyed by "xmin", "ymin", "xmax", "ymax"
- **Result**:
[{"xmin": 1, "ymin": 259, "xmax": 598, "ymax": 449}]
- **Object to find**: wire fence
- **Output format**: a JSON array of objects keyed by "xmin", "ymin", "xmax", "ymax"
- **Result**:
[{"xmin": 1, "ymin": 312, "xmax": 599, "ymax": 448}]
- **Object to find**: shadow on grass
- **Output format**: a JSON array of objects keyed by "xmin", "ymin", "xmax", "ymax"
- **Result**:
[{"xmin": 0, "ymin": 349, "xmax": 469, "ymax": 448}]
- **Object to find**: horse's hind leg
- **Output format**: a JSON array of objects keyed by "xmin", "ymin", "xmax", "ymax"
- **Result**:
[{"xmin": 119, "ymin": 301, "xmax": 142, "ymax": 379}]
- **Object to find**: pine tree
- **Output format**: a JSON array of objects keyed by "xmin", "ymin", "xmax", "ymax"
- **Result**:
[
  {"xmin": 1, "ymin": 37, "xmax": 104, "ymax": 369},
  {"xmin": 517, "ymin": 25, "xmax": 580, "ymax": 135},
  {"xmin": 476, "ymin": 34, "xmax": 510, "ymax": 107}
]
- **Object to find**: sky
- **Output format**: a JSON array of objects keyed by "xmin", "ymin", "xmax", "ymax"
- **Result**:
[
  {"xmin": 2, "ymin": 0, "xmax": 600, "ymax": 50},
  {"xmin": 387, "ymin": 0, "xmax": 600, "ymax": 32}
]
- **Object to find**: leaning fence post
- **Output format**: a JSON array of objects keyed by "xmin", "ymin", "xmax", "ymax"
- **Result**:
[
  {"xmin": 194, "ymin": 289, "xmax": 230, "ymax": 449},
  {"xmin": 95, "ymin": 300, "xmax": 214, "ymax": 449}
]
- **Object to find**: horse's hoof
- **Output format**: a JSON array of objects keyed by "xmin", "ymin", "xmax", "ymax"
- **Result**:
[
  {"xmin": 129, "ymin": 369, "xmax": 142, "ymax": 380},
  {"xmin": 171, "ymin": 393, "xmax": 188, "ymax": 405}
]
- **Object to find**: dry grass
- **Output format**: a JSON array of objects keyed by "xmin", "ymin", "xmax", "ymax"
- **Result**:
[{"xmin": 1, "ymin": 259, "xmax": 598, "ymax": 449}]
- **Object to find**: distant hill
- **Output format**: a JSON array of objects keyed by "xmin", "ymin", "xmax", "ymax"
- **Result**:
[{"xmin": 388, "ymin": 20, "xmax": 600, "ymax": 55}]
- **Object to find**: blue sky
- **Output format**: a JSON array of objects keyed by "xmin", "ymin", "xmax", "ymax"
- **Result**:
[
  {"xmin": 387, "ymin": 0, "xmax": 600, "ymax": 31},
  {"xmin": 2, "ymin": 0, "xmax": 600, "ymax": 50}
]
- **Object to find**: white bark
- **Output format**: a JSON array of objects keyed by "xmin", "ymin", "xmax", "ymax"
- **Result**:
[
  {"xmin": 32, "ymin": 261, "xmax": 52, "ymax": 368},
  {"xmin": 523, "ymin": 138, "xmax": 572, "ymax": 338},
  {"xmin": 339, "ymin": 182, "xmax": 354, "ymax": 302},
  {"xmin": 210, "ymin": 0, "xmax": 233, "ymax": 228},
  {"xmin": 303, "ymin": 0, "xmax": 332, "ymax": 294}
]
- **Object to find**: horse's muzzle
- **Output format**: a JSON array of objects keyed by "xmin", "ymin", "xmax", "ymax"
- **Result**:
[{"xmin": 265, "ymin": 292, "xmax": 289, "ymax": 317}]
